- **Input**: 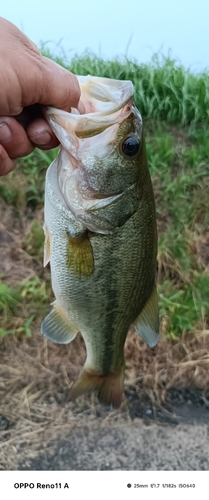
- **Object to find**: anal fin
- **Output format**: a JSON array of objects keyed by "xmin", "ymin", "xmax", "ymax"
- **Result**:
[
  {"xmin": 41, "ymin": 303, "xmax": 78, "ymax": 344},
  {"xmin": 133, "ymin": 286, "xmax": 159, "ymax": 347}
]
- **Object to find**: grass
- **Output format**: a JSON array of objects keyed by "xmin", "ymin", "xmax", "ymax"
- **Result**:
[
  {"xmin": 0, "ymin": 277, "xmax": 49, "ymax": 338},
  {"xmin": 0, "ymin": 51, "xmax": 209, "ymax": 343},
  {"xmin": 41, "ymin": 46, "xmax": 209, "ymax": 126}
]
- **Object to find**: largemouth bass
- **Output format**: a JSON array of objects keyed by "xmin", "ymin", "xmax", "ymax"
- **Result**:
[{"xmin": 41, "ymin": 75, "xmax": 159, "ymax": 408}]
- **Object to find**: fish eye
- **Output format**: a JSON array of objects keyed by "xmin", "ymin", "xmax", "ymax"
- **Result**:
[{"xmin": 122, "ymin": 136, "xmax": 140, "ymax": 157}]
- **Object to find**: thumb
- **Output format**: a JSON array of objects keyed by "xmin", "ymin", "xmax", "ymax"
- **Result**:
[{"xmin": 37, "ymin": 56, "xmax": 81, "ymax": 112}]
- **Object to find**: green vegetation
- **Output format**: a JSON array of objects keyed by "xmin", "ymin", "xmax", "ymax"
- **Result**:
[
  {"xmin": 0, "ymin": 51, "xmax": 209, "ymax": 340},
  {"xmin": 0, "ymin": 277, "xmax": 49, "ymax": 338},
  {"xmin": 42, "ymin": 47, "xmax": 209, "ymax": 126}
]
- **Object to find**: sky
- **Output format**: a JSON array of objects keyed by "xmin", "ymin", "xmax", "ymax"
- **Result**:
[{"xmin": 1, "ymin": 0, "xmax": 209, "ymax": 72}]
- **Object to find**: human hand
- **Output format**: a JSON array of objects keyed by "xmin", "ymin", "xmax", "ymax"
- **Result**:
[{"xmin": 0, "ymin": 17, "xmax": 83, "ymax": 175}]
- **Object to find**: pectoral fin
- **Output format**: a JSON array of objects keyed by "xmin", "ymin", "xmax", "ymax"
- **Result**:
[
  {"xmin": 41, "ymin": 303, "xmax": 78, "ymax": 344},
  {"xmin": 133, "ymin": 286, "xmax": 159, "ymax": 347},
  {"xmin": 67, "ymin": 233, "xmax": 94, "ymax": 277}
]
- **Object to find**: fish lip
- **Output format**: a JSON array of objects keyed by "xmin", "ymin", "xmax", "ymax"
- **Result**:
[
  {"xmin": 44, "ymin": 98, "xmax": 133, "ymax": 125},
  {"xmin": 77, "ymin": 96, "xmax": 133, "ymax": 118}
]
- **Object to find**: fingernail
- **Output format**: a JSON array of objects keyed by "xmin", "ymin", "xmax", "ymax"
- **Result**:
[
  {"xmin": 0, "ymin": 123, "xmax": 12, "ymax": 143},
  {"xmin": 30, "ymin": 130, "xmax": 52, "ymax": 146}
]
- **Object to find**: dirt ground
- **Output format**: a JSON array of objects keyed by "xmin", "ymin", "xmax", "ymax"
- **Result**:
[
  {"xmin": 16, "ymin": 407, "xmax": 209, "ymax": 471},
  {"xmin": 0, "ymin": 325, "xmax": 209, "ymax": 471},
  {"xmin": 0, "ymin": 198, "xmax": 209, "ymax": 471},
  {"xmin": 1, "ymin": 382, "xmax": 209, "ymax": 470}
]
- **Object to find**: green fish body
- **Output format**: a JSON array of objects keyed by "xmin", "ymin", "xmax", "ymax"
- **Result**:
[{"xmin": 41, "ymin": 76, "xmax": 159, "ymax": 408}]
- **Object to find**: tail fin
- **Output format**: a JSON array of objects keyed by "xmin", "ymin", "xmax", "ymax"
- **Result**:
[{"xmin": 69, "ymin": 368, "xmax": 125, "ymax": 409}]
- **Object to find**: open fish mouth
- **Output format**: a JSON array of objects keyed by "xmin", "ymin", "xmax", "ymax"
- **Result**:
[
  {"xmin": 77, "ymin": 75, "xmax": 133, "ymax": 116},
  {"xmin": 43, "ymin": 76, "xmax": 134, "ymax": 157},
  {"xmin": 44, "ymin": 76, "xmax": 139, "ymax": 233}
]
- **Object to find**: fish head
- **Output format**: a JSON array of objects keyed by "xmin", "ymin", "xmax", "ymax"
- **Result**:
[{"xmin": 44, "ymin": 76, "xmax": 148, "ymax": 233}]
